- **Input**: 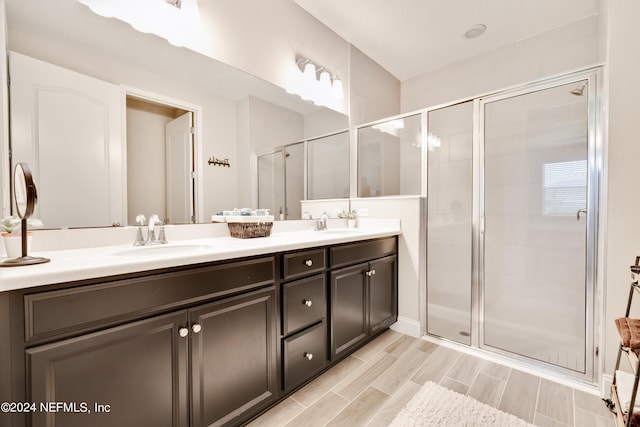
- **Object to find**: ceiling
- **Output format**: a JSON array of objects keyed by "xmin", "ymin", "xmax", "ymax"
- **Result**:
[{"xmin": 294, "ymin": 0, "xmax": 601, "ymax": 81}]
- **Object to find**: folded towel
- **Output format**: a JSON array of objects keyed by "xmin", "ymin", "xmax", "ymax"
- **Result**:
[
  {"xmin": 616, "ymin": 318, "xmax": 640, "ymax": 350},
  {"xmin": 617, "ymin": 370, "xmax": 640, "ymax": 413}
]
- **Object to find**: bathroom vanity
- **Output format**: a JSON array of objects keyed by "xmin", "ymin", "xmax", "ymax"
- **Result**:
[{"xmin": 0, "ymin": 225, "xmax": 399, "ymax": 427}]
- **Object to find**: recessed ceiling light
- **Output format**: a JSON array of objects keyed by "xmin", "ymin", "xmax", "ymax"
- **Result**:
[{"xmin": 464, "ymin": 24, "xmax": 487, "ymax": 39}]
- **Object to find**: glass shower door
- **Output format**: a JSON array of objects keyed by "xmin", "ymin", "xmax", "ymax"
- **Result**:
[
  {"xmin": 427, "ymin": 101, "xmax": 473, "ymax": 344},
  {"xmin": 481, "ymin": 80, "xmax": 592, "ymax": 374},
  {"xmin": 257, "ymin": 151, "xmax": 284, "ymax": 219}
]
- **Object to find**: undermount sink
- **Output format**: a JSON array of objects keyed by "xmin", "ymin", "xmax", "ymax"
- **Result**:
[{"xmin": 112, "ymin": 244, "xmax": 214, "ymax": 257}]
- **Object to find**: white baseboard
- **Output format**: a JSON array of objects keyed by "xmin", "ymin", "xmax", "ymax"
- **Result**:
[
  {"xmin": 391, "ymin": 316, "xmax": 421, "ymax": 337},
  {"xmin": 602, "ymin": 373, "xmax": 613, "ymax": 397}
]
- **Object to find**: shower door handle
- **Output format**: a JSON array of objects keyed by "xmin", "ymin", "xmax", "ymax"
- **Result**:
[{"xmin": 576, "ymin": 208, "xmax": 587, "ymax": 221}]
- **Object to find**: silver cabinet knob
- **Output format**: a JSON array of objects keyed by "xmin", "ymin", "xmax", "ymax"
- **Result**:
[
  {"xmin": 371, "ymin": 269, "xmax": 376, "ymax": 276},
  {"xmin": 192, "ymin": 324, "xmax": 202, "ymax": 334},
  {"xmin": 305, "ymin": 259, "xmax": 313, "ymax": 267},
  {"xmin": 303, "ymin": 300, "xmax": 313, "ymax": 307},
  {"xmin": 366, "ymin": 271, "xmax": 373, "ymax": 277},
  {"xmin": 178, "ymin": 327, "xmax": 189, "ymax": 338},
  {"xmin": 304, "ymin": 352, "xmax": 313, "ymax": 360}
]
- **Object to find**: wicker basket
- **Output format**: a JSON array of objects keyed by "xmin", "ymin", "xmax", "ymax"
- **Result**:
[{"xmin": 226, "ymin": 216, "xmax": 274, "ymax": 238}]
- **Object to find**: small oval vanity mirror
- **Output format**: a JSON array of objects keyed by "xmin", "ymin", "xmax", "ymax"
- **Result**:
[
  {"xmin": 0, "ymin": 163, "xmax": 50, "ymax": 266},
  {"xmin": 14, "ymin": 162, "xmax": 35, "ymax": 219}
]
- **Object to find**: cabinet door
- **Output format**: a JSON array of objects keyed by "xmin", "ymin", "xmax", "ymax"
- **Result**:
[
  {"xmin": 27, "ymin": 312, "xmax": 189, "ymax": 427},
  {"xmin": 369, "ymin": 256, "xmax": 398, "ymax": 335},
  {"xmin": 190, "ymin": 287, "xmax": 277, "ymax": 427},
  {"xmin": 330, "ymin": 263, "xmax": 368, "ymax": 359}
]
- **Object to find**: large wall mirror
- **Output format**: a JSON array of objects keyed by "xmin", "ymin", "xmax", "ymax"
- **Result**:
[{"xmin": 4, "ymin": 0, "xmax": 349, "ymax": 228}]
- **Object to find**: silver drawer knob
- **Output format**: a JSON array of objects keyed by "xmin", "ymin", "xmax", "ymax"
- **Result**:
[
  {"xmin": 192, "ymin": 324, "xmax": 202, "ymax": 334},
  {"xmin": 304, "ymin": 352, "xmax": 313, "ymax": 361},
  {"xmin": 178, "ymin": 327, "xmax": 189, "ymax": 338},
  {"xmin": 305, "ymin": 259, "xmax": 313, "ymax": 267},
  {"xmin": 303, "ymin": 300, "xmax": 313, "ymax": 307}
]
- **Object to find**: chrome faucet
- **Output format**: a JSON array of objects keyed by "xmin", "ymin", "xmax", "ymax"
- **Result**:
[
  {"xmin": 147, "ymin": 214, "xmax": 167, "ymax": 245},
  {"xmin": 133, "ymin": 214, "xmax": 146, "ymax": 246},
  {"xmin": 314, "ymin": 212, "xmax": 329, "ymax": 231},
  {"xmin": 133, "ymin": 214, "xmax": 168, "ymax": 246}
]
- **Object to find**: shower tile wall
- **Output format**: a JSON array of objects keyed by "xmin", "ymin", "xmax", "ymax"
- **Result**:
[{"xmin": 427, "ymin": 101, "xmax": 473, "ymax": 344}]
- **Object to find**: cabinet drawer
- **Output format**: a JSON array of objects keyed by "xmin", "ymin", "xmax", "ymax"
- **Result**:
[
  {"xmin": 24, "ymin": 257, "xmax": 275, "ymax": 342},
  {"xmin": 282, "ymin": 248, "xmax": 326, "ymax": 280},
  {"xmin": 329, "ymin": 237, "xmax": 396, "ymax": 269},
  {"xmin": 283, "ymin": 322, "xmax": 326, "ymax": 390},
  {"xmin": 282, "ymin": 274, "xmax": 326, "ymax": 335}
]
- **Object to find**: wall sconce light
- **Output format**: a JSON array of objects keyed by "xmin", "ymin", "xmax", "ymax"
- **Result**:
[{"xmin": 290, "ymin": 57, "xmax": 343, "ymax": 106}]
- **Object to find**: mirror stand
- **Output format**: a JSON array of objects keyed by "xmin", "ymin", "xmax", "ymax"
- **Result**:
[{"xmin": 0, "ymin": 163, "xmax": 49, "ymax": 267}]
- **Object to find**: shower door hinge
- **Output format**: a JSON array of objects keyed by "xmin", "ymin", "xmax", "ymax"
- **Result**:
[
  {"xmin": 189, "ymin": 126, "xmax": 195, "ymax": 134},
  {"xmin": 190, "ymin": 171, "xmax": 196, "ymax": 179}
]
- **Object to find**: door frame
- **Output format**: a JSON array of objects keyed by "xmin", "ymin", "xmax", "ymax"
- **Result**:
[
  {"xmin": 121, "ymin": 85, "xmax": 203, "ymax": 224},
  {"xmin": 475, "ymin": 69, "xmax": 603, "ymax": 382}
]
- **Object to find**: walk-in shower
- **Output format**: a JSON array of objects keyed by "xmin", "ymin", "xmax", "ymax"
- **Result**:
[{"xmin": 426, "ymin": 70, "xmax": 601, "ymax": 382}]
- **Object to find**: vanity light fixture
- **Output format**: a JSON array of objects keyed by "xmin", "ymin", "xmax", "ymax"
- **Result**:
[
  {"xmin": 291, "ymin": 57, "xmax": 344, "ymax": 105},
  {"xmin": 166, "ymin": 0, "xmax": 182, "ymax": 8}
]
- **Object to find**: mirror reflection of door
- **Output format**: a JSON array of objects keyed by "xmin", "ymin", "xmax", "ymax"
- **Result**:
[
  {"xmin": 165, "ymin": 112, "xmax": 194, "ymax": 224},
  {"xmin": 126, "ymin": 97, "xmax": 192, "ymax": 225},
  {"xmin": 9, "ymin": 51, "xmax": 124, "ymax": 228}
]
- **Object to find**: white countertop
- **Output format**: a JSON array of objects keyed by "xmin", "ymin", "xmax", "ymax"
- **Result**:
[{"xmin": 0, "ymin": 225, "xmax": 400, "ymax": 292}]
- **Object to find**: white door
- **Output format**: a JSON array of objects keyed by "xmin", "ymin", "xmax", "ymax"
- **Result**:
[
  {"xmin": 165, "ymin": 112, "xmax": 194, "ymax": 224},
  {"xmin": 9, "ymin": 51, "xmax": 123, "ymax": 228}
]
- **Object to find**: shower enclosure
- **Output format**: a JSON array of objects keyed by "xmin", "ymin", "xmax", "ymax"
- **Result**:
[
  {"xmin": 256, "ymin": 130, "xmax": 350, "ymax": 219},
  {"xmin": 426, "ymin": 70, "xmax": 600, "ymax": 381},
  {"xmin": 257, "ymin": 142, "xmax": 303, "ymax": 220}
]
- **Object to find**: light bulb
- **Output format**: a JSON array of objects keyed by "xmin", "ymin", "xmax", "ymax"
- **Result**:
[
  {"xmin": 303, "ymin": 62, "xmax": 316, "ymax": 82},
  {"xmin": 319, "ymin": 71, "xmax": 331, "ymax": 90},
  {"xmin": 331, "ymin": 77, "xmax": 344, "ymax": 99}
]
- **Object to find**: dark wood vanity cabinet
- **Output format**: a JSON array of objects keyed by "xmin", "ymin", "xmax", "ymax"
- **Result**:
[
  {"xmin": 329, "ymin": 238, "xmax": 398, "ymax": 360},
  {"xmin": 1, "ymin": 236, "xmax": 397, "ymax": 427},
  {"xmin": 280, "ymin": 249, "xmax": 328, "ymax": 392},
  {"xmin": 14, "ymin": 256, "xmax": 278, "ymax": 427}
]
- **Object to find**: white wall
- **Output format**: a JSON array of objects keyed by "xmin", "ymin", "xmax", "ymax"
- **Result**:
[
  {"xmin": 604, "ymin": 0, "xmax": 640, "ymax": 377},
  {"xmin": 0, "ymin": 2, "xmax": 8, "ymax": 220},
  {"xmin": 303, "ymin": 108, "xmax": 349, "ymax": 138},
  {"xmin": 126, "ymin": 98, "xmax": 180, "ymax": 224},
  {"xmin": 350, "ymin": 45, "xmax": 401, "ymax": 126},
  {"xmin": 402, "ymin": 16, "xmax": 604, "ymax": 112},
  {"xmin": 196, "ymin": 0, "xmax": 350, "ymax": 115}
]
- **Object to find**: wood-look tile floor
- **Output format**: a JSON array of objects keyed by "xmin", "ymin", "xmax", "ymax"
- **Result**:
[{"xmin": 249, "ymin": 330, "xmax": 615, "ymax": 427}]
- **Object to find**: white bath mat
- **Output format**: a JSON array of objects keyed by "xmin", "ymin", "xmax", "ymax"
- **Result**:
[{"xmin": 389, "ymin": 381, "xmax": 535, "ymax": 427}]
